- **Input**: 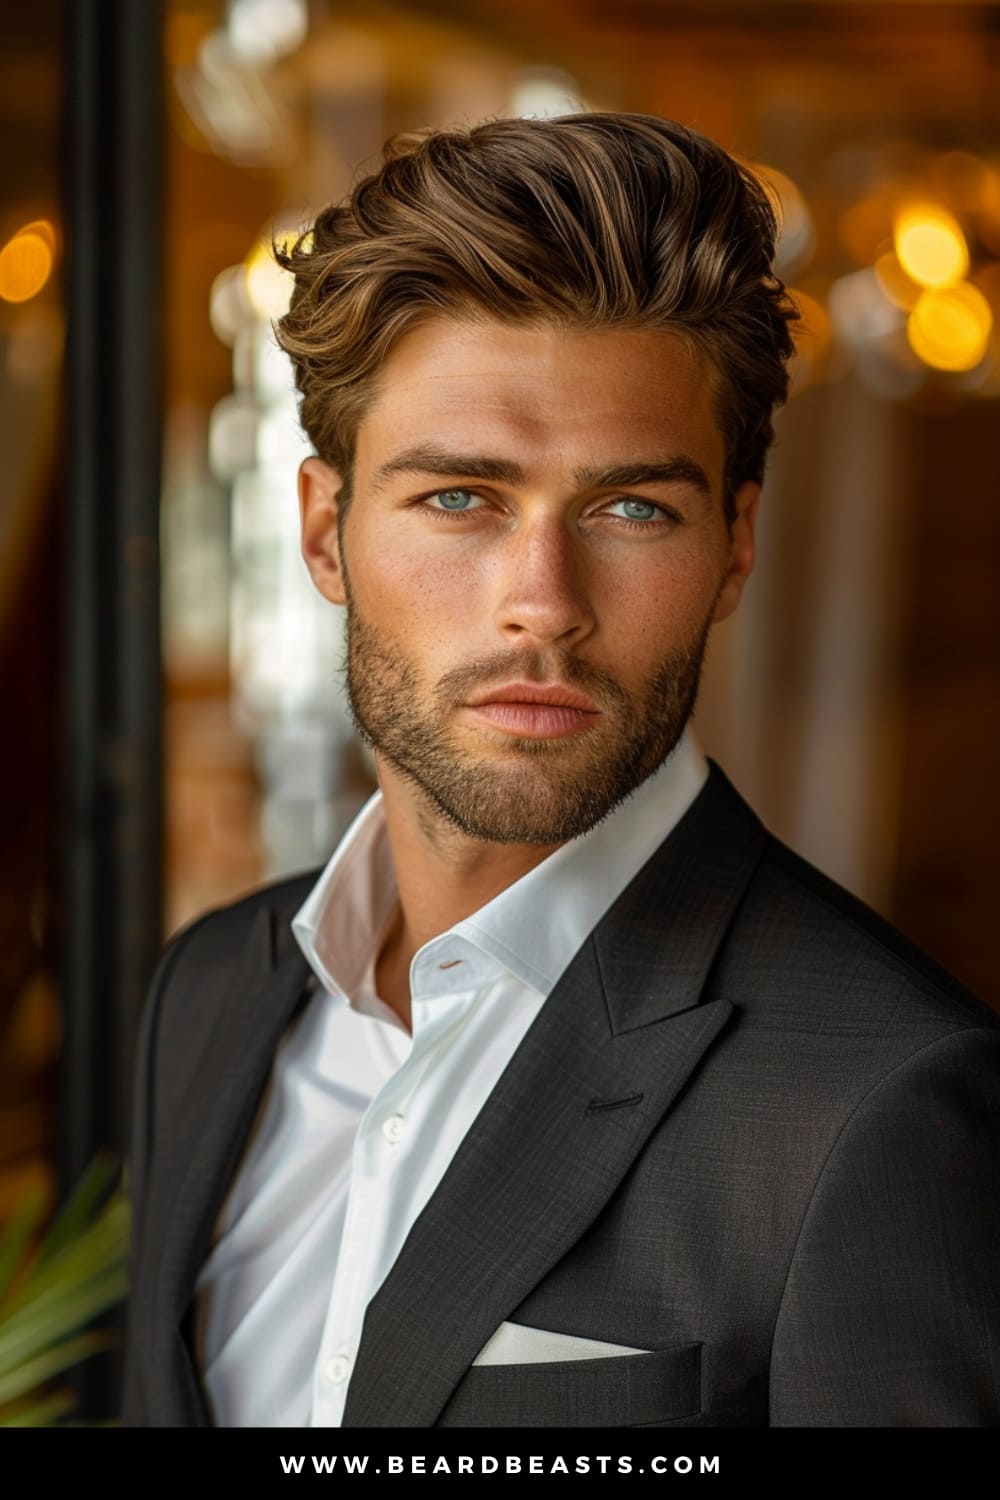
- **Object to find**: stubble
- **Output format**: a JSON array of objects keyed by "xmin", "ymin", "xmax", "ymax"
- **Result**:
[{"xmin": 339, "ymin": 577, "xmax": 713, "ymax": 846}]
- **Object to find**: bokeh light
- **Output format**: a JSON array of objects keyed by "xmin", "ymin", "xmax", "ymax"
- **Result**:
[
  {"xmin": 0, "ymin": 222, "xmax": 55, "ymax": 304},
  {"xmin": 874, "ymin": 251, "xmax": 922, "ymax": 310},
  {"xmin": 754, "ymin": 165, "xmax": 814, "ymax": 277},
  {"xmin": 894, "ymin": 203, "xmax": 969, "ymax": 288},
  {"xmin": 907, "ymin": 282, "xmax": 992, "ymax": 371},
  {"xmin": 228, "ymin": 0, "xmax": 308, "ymax": 66},
  {"xmin": 244, "ymin": 236, "xmax": 294, "ymax": 320},
  {"xmin": 828, "ymin": 266, "xmax": 903, "ymax": 347},
  {"xmin": 209, "ymin": 263, "xmax": 253, "ymax": 346}
]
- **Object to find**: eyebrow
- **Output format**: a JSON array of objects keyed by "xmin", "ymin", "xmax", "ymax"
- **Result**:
[
  {"xmin": 370, "ymin": 443, "xmax": 714, "ymax": 502},
  {"xmin": 578, "ymin": 459, "xmax": 712, "ymax": 499}
]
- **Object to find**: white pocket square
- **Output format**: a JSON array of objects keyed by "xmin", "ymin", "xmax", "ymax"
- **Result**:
[{"xmin": 472, "ymin": 1321, "xmax": 649, "ymax": 1366}]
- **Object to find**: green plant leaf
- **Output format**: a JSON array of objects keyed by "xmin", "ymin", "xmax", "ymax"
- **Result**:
[
  {"xmin": 0, "ymin": 1156, "xmax": 132, "ymax": 1428},
  {"xmin": 0, "ymin": 1263, "xmax": 127, "ymax": 1377},
  {"xmin": 0, "ymin": 1182, "xmax": 48, "ymax": 1309},
  {"xmin": 0, "ymin": 1193, "xmax": 129, "ymax": 1321},
  {"xmin": 0, "ymin": 1329, "xmax": 111, "ymax": 1406},
  {"xmin": 36, "ymin": 1153, "xmax": 120, "ymax": 1269},
  {"xmin": 0, "ymin": 1387, "xmax": 75, "ymax": 1427}
]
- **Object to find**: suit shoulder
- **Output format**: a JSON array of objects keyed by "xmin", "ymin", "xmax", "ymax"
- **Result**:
[
  {"xmin": 148, "ymin": 865, "xmax": 324, "ymax": 999},
  {"xmin": 732, "ymin": 831, "xmax": 999, "ymax": 1035},
  {"xmin": 170, "ymin": 864, "xmax": 322, "ymax": 930},
  {"xmin": 133, "ymin": 866, "xmax": 325, "ymax": 1097}
]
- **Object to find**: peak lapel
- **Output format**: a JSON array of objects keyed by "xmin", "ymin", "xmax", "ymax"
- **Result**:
[
  {"xmin": 150, "ymin": 901, "xmax": 314, "ymax": 1425},
  {"xmin": 342, "ymin": 763, "xmax": 767, "ymax": 1427}
]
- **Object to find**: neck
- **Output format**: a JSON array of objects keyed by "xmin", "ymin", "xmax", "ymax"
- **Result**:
[{"xmin": 372, "ymin": 755, "xmax": 563, "ymax": 1030}]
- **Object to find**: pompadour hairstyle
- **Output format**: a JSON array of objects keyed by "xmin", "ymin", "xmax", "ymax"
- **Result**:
[{"xmin": 274, "ymin": 112, "xmax": 800, "ymax": 519}]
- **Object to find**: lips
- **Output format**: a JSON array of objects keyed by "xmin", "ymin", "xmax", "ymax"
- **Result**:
[
  {"xmin": 463, "ymin": 682, "xmax": 601, "ymax": 739},
  {"xmin": 466, "ymin": 682, "xmax": 599, "ymax": 713}
]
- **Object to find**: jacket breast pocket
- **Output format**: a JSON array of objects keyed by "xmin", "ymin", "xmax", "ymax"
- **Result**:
[{"xmin": 437, "ymin": 1342, "xmax": 702, "ymax": 1427}]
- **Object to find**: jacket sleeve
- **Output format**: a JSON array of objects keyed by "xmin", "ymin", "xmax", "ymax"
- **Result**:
[
  {"xmin": 119, "ymin": 919, "xmax": 207, "ymax": 1426},
  {"xmin": 769, "ymin": 1025, "xmax": 1000, "ymax": 1426}
]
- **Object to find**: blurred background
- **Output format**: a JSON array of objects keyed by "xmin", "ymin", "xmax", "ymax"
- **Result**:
[{"xmin": 2, "ymin": 0, "xmax": 999, "ymax": 1418}]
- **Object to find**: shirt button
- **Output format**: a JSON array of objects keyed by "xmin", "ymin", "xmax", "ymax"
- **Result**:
[
  {"xmin": 324, "ymin": 1354, "xmax": 351, "ymax": 1384},
  {"xmin": 382, "ymin": 1113, "xmax": 406, "ymax": 1144}
]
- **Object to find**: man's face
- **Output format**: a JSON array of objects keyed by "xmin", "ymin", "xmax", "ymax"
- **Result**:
[{"xmin": 299, "ymin": 316, "xmax": 759, "ymax": 845}]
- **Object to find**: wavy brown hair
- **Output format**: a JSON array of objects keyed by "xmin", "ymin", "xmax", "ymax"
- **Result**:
[{"xmin": 274, "ymin": 112, "xmax": 799, "ymax": 520}]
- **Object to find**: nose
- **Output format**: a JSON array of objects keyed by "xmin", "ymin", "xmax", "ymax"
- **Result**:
[{"xmin": 493, "ymin": 513, "xmax": 596, "ymax": 647}]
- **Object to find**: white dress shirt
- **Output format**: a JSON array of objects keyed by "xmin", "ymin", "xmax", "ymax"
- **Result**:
[{"xmin": 192, "ymin": 727, "xmax": 709, "ymax": 1427}]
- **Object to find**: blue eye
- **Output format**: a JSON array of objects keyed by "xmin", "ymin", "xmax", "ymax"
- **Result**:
[
  {"xmin": 431, "ymin": 489, "xmax": 479, "ymax": 510},
  {"xmin": 608, "ymin": 498, "xmax": 661, "ymax": 522}
]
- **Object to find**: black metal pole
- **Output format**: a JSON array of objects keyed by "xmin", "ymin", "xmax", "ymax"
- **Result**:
[{"xmin": 61, "ymin": 0, "xmax": 164, "ymax": 1417}]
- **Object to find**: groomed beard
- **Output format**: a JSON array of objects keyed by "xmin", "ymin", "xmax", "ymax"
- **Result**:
[{"xmin": 341, "ymin": 575, "xmax": 715, "ymax": 846}]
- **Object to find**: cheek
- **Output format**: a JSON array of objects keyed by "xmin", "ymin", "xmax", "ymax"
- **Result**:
[
  {"xmin": 349, "ymin": 526, "xmax": 495, "ymax": 650},
  {"xmin": 592, "ymin": 542, "xmax": 725, "ymax": 641}
]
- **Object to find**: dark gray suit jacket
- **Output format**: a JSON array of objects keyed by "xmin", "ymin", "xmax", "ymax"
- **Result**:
[{"xmin": 121, "ymin": 761, "xmax": 1000, "ymax": 1427}]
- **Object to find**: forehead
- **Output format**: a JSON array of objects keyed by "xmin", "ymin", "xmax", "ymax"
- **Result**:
[{"xmin": 354, "ymin": 316, "xmax": 725, "ymax": 487}]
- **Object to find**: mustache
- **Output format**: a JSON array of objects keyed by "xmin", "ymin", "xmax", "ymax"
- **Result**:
[{"xmin": 433, "ymin": 649, "xmax": 632, "ymax": 711}]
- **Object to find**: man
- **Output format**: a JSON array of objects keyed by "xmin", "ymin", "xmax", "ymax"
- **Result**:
[{"xmin": 122, "ymin": 113, "xmax": 1000, "ymax": 1428}]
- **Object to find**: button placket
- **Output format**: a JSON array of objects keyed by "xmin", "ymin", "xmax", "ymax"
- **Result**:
[
  {"xmin": 311, "ymin": 1148, "xmax": 378, "ymax": 1419},
  {"xmin": 368, "ymin": 992, "xmax": 465, "ymax": 1150},
  {"xmin": 310, "ymin": 961, "xmax": 500, "ymax": 1426}
]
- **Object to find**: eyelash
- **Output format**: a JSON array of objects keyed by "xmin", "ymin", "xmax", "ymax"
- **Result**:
[{"xmin": 415, "ymin": 490, "xmax": 680, "ymax": 530}]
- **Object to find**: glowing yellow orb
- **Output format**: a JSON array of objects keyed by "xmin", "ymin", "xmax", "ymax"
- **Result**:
[
  {"xmin": 245, "ymin": 240, "xmax": 294, "ymax": 320},
  {"xmin": 0, "ymin": 227, "xmax": 54, "ymax": 303},
  {"xmin": 907, "ymin": 282, "xmax": 992, "ymax": 371},
  {"xmin": 894, "ymin": 204, "xmax": 969, "ymax": 289}
]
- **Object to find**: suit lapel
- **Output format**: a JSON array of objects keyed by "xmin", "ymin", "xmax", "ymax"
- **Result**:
[
  {"xmin": 342, "ymin": 762, "xmax": 767, "ymax": 1426},
  {"xmin": 151, "ymin": 901, "xmax": 315, "ymax": 1425}
]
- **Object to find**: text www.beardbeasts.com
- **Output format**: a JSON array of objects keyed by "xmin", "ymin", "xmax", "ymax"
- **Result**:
[{"xmin": 279, "ymin": 1454, "xmax": 720, "ymax": 1476}]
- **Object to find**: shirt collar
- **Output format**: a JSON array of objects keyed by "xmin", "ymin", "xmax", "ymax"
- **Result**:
[{"xmin": 292, "ymin": 726, "xmax": 708, "ymax": 1004}]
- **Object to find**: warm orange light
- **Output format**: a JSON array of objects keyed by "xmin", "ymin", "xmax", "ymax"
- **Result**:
[
  {"xmin": 0, "ymin": 225, "xmax": 54, "ymax": 303},
  {"xmin": 20, "ymin": 218, "xmax": 56, "ymax": 251},
  {"xmin": 244, "ymin": 230, "xmax": 297, "ymax": 319},
  {"xmin": 894, "ymin": 203, "xmax": 968, "ymax": 288},
  {"xmin": 874, "ymin": 251, "xmax": 922, "ymax": 310},
  {"xmin": 907, "ymin": 283, "xmax": 992, "ymax": 371}
]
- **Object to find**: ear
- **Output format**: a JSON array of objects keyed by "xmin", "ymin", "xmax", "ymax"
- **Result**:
[
  {"xmin": 299, "ymin": 457, "xmax": 348, "ymax": 606},
  {"xmin": 711, "ymin": 480, "xmax": 760, "ymax": 625}
]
